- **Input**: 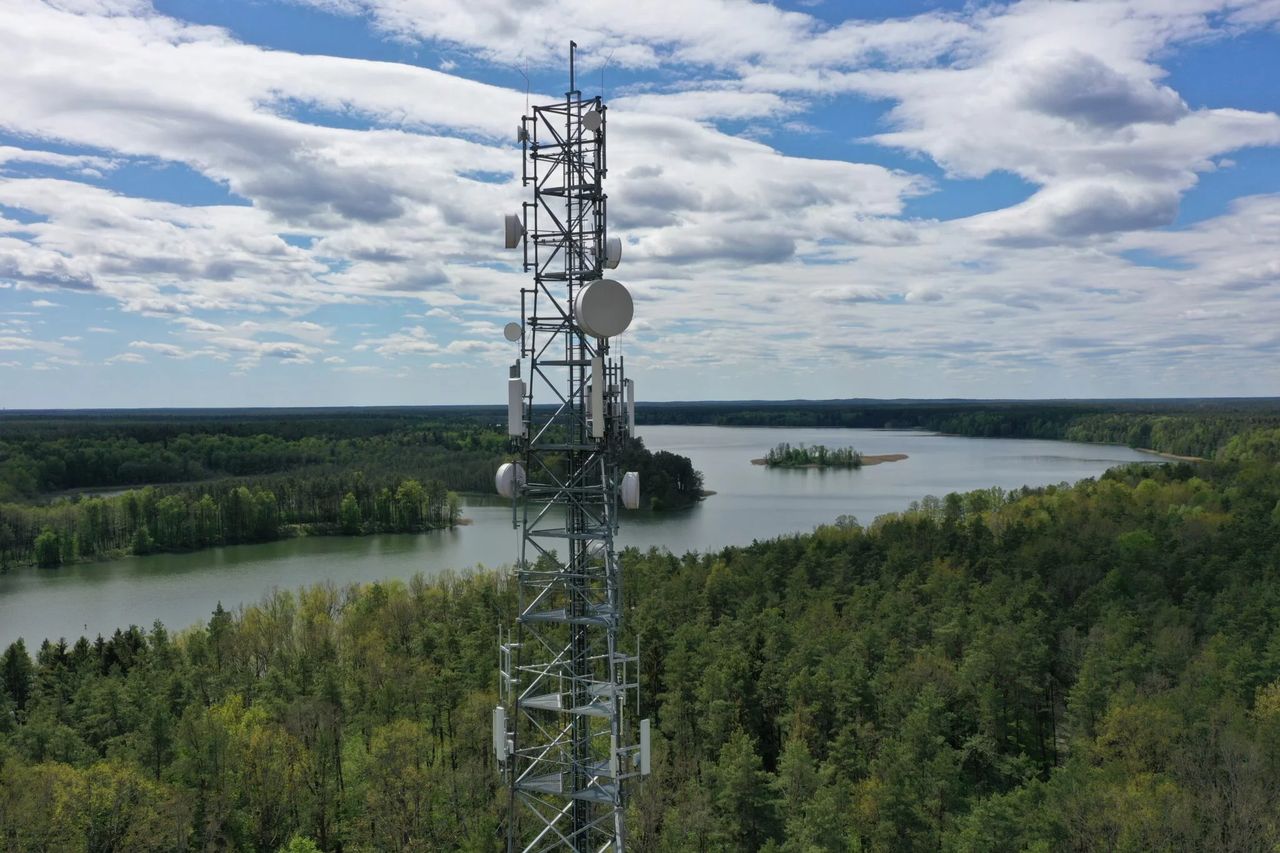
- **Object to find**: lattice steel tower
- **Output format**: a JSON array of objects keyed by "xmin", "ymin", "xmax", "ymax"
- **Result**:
[{"xmin": 494, "ymin": 43, "xmax": 650, "ymax": 853}]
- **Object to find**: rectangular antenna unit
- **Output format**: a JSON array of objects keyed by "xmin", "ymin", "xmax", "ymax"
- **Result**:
[
  {"xmin": 625, "ymin": 378, "xmax": 635, "ymax": 434},
  {"xmin": 591, "ymin": 357, "xmax": 604, "ymax": 439},
  {"xmin": 640, "ymin": 718, "xmax": 651, "ymax": 776},
  {"xmin": 508, "ymin": 376, "xmax": 524, "ymax": 437},
  {"xmin": 493, "ymin": 706, "xmax": 507, "ymax": 763}
]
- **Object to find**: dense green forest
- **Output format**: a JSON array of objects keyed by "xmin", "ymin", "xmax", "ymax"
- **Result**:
[
  {"xmin": 0, "ymin": 411, "xmax": 506, "ymax": 502},
  {"xmin": 639, "ymin": 398, "xmax": 1280, "ymax": 459},
  {"xmin": 4, "ymin": 428, "xmax": 1280, "ymax": 850},
  {"xmin": 4, "ymin": 476, "xmax": 462, "ymax": 569},
  {"xmin": 763, "ymin": 443, "xmax": 862, "ymax": 469},
  {"xmin": 0, "ymin": 411, "xmax": 703, "ymax": 568}
]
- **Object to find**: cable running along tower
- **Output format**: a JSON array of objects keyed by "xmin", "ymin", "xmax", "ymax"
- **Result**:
[{"xmin": 494, "ymin": 43, "xmax": 650, "ymax": 852}]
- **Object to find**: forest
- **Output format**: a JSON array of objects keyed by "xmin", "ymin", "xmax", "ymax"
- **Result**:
[
  {"xmin": 762, "ymin": 443, "xmax": 862, "ymax": 469},
  {"xmin": 0, "ymin": 411, "xmax": 703, "ymax": 568},
  {"xmin": 8, "ymin": 476, "xmax": 462, "ymax": 569},
  {"xmin": 3, "ymin": 426, "xmax": 1280, "ymax": 850}
]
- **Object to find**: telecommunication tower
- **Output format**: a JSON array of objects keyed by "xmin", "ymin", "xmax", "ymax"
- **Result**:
[{"xmin": 493, "ymin": 42, "xmax": 651, "ymax": 852}]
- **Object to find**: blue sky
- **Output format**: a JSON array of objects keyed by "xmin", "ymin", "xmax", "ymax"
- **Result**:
[{"xmin": 1, "ymin": 0, "xmax": 1278, "ymax": 407}]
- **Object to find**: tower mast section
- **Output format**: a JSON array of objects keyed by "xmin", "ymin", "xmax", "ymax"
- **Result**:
[{"xmin": 495, "ymin": 42, "xmax": 649, "ymax": 853}]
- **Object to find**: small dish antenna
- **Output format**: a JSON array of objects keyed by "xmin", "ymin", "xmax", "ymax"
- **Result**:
[
  {"xmin": 604, "ymin": 236, "xmax": 622, "ymax": 269},
  {"xmin": 583, "ymin": 108, "xmax": 603, "ymax": 132},
  {"xmin": 495, "ymin": 462, "xmax": 527, "ymax": 499},
  {"xmin": 503, "ymin": 322, "xmax": 522, "ymax": 342},
  {"xmin": 504, "ymin": 212, "xmax": 524, "ymax": 249},
  {"xmin": 575, "ymin": 278, "xmax": 633, "ymax": 338},
  {"xmin": 621, "ymin": 471, "xmax": 640, "ymax": 510}
]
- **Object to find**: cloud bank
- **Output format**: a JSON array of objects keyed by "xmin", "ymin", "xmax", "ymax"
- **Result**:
[{"xmin": 0, "ymin": 0, "xmax": 1278, "ymax": 403}]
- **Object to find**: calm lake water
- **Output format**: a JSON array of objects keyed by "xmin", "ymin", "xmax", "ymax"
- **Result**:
[{"xmin": 0, "ymin": 426, "xmax": 1159, "ymax": 647}]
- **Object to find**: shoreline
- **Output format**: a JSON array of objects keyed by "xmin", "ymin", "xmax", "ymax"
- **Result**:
[
  {"xmin": 1136, "ymin": 447, "xmax": 1208, "ymax": 463},
  {"xmin": 751, "ymin": 453, "xmax": 909, "ymax": 468}
]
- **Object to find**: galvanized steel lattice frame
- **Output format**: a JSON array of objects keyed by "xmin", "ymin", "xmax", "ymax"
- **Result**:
[{"xmin": 498, "ymin": 52, "xmax": 642, "ymax": 852}]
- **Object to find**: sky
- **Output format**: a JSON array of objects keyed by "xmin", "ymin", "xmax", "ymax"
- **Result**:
[{"xmin": 0, "ymin": 0, "xmax": 1278, "ymax": 407}]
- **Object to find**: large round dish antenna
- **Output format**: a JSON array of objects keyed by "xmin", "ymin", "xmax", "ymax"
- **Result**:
[
  {"xmin": 495, "ymin": 462, "xmax": 526, "ymax": 499},
  {"xmin": 583, "ymin": 108, "xmax": 603, "ymax": 132},
  {"xmin": 575, "ymin": 278, "xmax": 633, "ymax": 338},
  {"xmin": 503, "ymin": 322, "xmax": 522, "ymax": 342},
  {"xmin": 604, "ymin": 237, "xmax": 622, "ymax": 269},
  {"xmin": 504, "ymin": 213, "xmax": 524, "ymax": 249}
]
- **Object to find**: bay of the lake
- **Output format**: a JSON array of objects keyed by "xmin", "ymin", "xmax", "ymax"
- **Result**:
[{"xmin": 0, "ymin": 425, "xmax": 1161, "ymax": 647}]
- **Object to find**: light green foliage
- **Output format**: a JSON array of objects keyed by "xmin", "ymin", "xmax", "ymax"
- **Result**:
[
  {"xmin": 33, "ymin": 526, "xmax": 61, "ymax": 567},
  {"xmin": 338, "ymin": 491, "xmax": 362, "ymax": 535}
]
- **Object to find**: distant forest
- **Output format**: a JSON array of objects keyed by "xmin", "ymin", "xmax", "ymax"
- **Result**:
[
  {"xmin": 0, "ymin": 412, "xmax": 702, "ymax": 568},
  {"xmin": 636, "ymin": 397, "xmax": 1280, "ymax": 460},
  {"xmin": 3, "ymin": 427, "xmax": 1280, "ymax": 849}
]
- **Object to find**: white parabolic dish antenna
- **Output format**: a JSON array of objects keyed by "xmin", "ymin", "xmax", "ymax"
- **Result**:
[
  {"xmin": 504, "ymin": 213, "xmax": 523, "ymax": 249},
  {"xmin": 583, "ymin": 108, "xmax": 603, "ymax": 132},
  {"xmin": 503, "ymin": 322, "xmax": 522, "ymax": 342},
  {"xmin": 576, "ymin": 278, "xmax": 633, "ymax": 338},
  {"xmin": 495, "ymin": 462, "xmax": 526, "ymax": 499},
  {"xmin": 604, "ymin": 236, "xmax": 622, "ymax": 269}
]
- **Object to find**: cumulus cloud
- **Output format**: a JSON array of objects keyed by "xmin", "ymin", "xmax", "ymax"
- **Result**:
[
  {"xmin": 975, "ymin": 180, "xmax": 1182, "ymax": 244},
  {"xmin": 0, "ymin": 0, "xmax": 1278, "ymax": 400},
  {"xmin": 1017, "ymin": 51, "xmax": 1187, "ymax": 129}
]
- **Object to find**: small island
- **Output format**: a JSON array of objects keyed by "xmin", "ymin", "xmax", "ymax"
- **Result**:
[{"xmin": 751, "ymin": 442, "xmax": 910, "ymax": 469}]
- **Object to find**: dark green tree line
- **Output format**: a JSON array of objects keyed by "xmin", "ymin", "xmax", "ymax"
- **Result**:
[{"xmin": 0, "ymin": 476, "xmax": 461, "ymax": 568}]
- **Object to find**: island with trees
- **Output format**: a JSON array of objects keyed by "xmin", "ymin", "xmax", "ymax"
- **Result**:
[
  {"xmin": 759, "ymin": 442, "xmax": 863, "ymax": 468},
  {"xmin": 753, "ymin": 442, "xmax": 908, "ymax": 469}
]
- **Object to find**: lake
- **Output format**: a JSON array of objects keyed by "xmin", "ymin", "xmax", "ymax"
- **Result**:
[{"xmin": 0, "ymin": 426, "xmax": 1160, "ymax": 647}]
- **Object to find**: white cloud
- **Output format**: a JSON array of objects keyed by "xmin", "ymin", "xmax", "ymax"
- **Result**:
[
  {"xmin": 612, "ymin": 89, "xmax": 801, "ymax": 122},
  {"xmin": 0, "ymin": 145, "xmax": 117, "ymax": 176},
  {"xmin": 129, "ymin": 340, "xmax": 193, "ymax": 358},
  {"xmin": 0, "ymin": 334, "xmax": 77, "ymax": 357}
]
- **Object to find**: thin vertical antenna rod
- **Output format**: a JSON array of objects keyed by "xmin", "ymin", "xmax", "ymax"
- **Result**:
[{"xmin": 569, "ymin": 40, "xmax": 577, "ymax": 93}]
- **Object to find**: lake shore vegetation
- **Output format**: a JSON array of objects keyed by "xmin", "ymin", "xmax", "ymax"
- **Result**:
[
  {"xmin": 0, "ymin": 412, "xmax": 703, "ymax": 569},
  {"xmin": 2, "ymin": 428, "xmax": 1280, "ymax": 849}
]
